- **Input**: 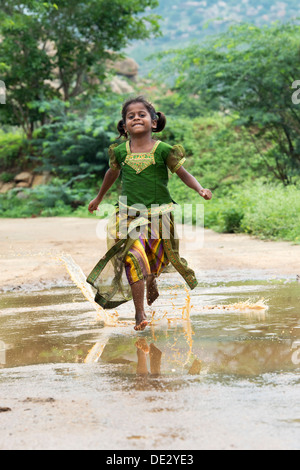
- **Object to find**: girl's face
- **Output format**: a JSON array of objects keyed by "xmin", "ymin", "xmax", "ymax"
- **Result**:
[{"xmin": 124, "ymin": 102, "xmax": 157, "ymax": 137}]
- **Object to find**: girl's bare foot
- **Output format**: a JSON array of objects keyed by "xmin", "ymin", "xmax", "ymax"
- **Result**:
[
  {"xmin": 135, "ymin": 338, "xmax": 150, "ymax": 354},
  {"xmin": 147, "ymin": 275, "xmax": 159, "ymax": 306},
  {"xmin": 134, "ymin": 311, "xmax": 148, "ymax": 331},
  {"xmin": 135, "ymin": 339, "xmax": 149, "ymax": 375}
]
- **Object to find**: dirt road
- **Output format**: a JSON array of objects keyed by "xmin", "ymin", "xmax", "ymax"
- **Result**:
[{"xmin": 0, "ymin": 217, "xmax": 299, "ymax": 290}]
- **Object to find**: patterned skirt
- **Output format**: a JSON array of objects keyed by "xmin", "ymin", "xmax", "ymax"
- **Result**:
[{"xmin": 87, "ymin": 207, "xmax": 198, "ymax": 309}]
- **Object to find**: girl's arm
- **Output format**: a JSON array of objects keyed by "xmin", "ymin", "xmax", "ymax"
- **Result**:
[
  {"xmin": 88, "ymin": 168, "xmax": 120, "ymax": 213},
  {"xmin": 176, "ymin": 167, "xmax": 212, "ymax": 200}
]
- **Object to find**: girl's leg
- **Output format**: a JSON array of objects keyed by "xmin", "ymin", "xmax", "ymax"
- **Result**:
[
  {"xmin": 125, "ymin": 238, "xmax": 151, "ymax": 330},
  {"xmin": 145, "ymin": 237, "xmax": 168, "ymax": 306},
  {"xmin": 130, "ymin": 279, "xmax": 148, "ymax": 330},
  {"xmin": 146, "ymin": 274, "xmax": 159, "ymax": 306},
  {"xmin": 149, "ymin": 343, "xmax": 162, "ymax": 375},
  {"xmin": 125, "ymin": 234, "xmax": 167, "ymax": 328}
]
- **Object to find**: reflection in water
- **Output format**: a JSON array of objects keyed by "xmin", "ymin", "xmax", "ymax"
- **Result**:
[
  {"xmin": 0, "ymin": 276, "xmax": 299, "ymax": 381},
  {"xmin": 135, "ymin": 339, "xmax": 162, "ymax": 376},
  {"xmin": 85, "ymin": 306, "xmax": 299, "ymax": 381},
  {"xmin": 85, "ymin": 317, "xmax": 200, "ymax": 380}
]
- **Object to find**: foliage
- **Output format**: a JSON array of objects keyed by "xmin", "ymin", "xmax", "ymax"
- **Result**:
[
  {"xmin": 161, "ymin": 114, "xmax": 300, "ymax": 243},
  {"xmin": 0, "ymin": 177, "xmax": 119, "ymax": 218},
  {"xmin": 163, "ymin": 114, "xmax": 267, "ymax": 194},
  {"xmin": 202, "ymin": 180, "xmax": 300, "ymax": 243},
  {"xmin": 0, "ymin": 130, "xmax": 26, "ymax": 171},
  {"xmin": 0, "ymin": 172, "xmax": 15, "ymax": 183},
  {"xmin": 31, "ymin": 99, "xmax": 113, "ymax": 178},
  {"xmin": 0, "ymin": 4, "xmax": 54, "ymax": 138},
  {"xmin": 158, "ymin": 22, "xmax": 300, "ymax": 184},
  {"xmin": 0, "ymin": 0, "xmax": 161, "ymax": 137},
  {"xmin": 0, "ymin": 94, "xmax": 125, "ymax": 177}
]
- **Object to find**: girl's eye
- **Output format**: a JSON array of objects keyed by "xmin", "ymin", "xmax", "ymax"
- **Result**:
[{"xmin": 127, "ymin": 112, "xmax": 147, "ymax": 119}]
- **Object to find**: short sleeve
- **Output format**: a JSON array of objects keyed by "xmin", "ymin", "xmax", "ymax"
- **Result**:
[
  {"xmin": 108, "ymin": 144, "xmax": 121, "ymax": 171},
  {"xmin": 166, "ymin": 145, "xmax": 186, "ymax": 173}
]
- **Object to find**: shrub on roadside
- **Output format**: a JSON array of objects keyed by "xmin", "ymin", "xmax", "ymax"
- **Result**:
[
  {"xmin": 0, "ymin": 131, "xmax": 26, "ymax": 171},
  {"xmin": 203, "ymin": 180, "xmax": 300, "ymax": 243}
]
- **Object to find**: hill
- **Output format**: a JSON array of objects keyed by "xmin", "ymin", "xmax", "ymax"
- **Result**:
[{"xmin": 127, "ymin": 0, "xmax": 300, "ymax": 72}]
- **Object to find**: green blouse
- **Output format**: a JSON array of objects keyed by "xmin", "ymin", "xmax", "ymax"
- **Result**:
[{"xmin": 108, "ymin": 140, "xmax": 186, "ymax": 208}]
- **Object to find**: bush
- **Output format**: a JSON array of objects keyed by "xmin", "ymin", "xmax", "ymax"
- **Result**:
[
  {"xmin": 31, "ymin": 97, "xmax": 121, "ymax": 178},
  {"xmin": 202, "ymin": 180, "xmax": 300, "ymax": 242},
  {"xmin": 33, "ymin": 118, "xmax": 110, "ymax": 178},
  {"xmin": 162, "ymin": 114, "xmax": 267, "ymax": 195},
  {"xmin": 222, "ymin": 207, "xmax": 244, "ymax": 233},
  {"xmin": 0, "ymin": 130, "xmax": 25, "ymax": 171},
  {"xmin": 0, "ymin": 174, "xmax": 120, "ymax": 219},
  {"xmin": 0, "ymin": 172, "xmax": 15, "ymax": 183},
  {"xmin": 0, "ymin": 179, "xmax": 91, "ymax": 218},
  {"xmin": 238, "ymin": 182, "xmax": 300, "ymax": 242}
]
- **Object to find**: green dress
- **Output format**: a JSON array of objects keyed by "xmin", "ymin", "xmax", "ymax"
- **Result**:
[
  {"xmin": 87, "ymin": 140, "xmax": 198, "ymax": 309},
  {"xmin": 109, "ymin": 140, "xmax": 186, "ymax": 207}
]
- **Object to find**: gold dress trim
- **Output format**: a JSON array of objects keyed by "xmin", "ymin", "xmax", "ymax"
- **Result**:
[
  {"xmin": 124, "ymin": 140, "xmax": 161, "ymax": 174},
  {"xmin": 172, "ymin": 157, "xmax": 186, "ymax": 173}
]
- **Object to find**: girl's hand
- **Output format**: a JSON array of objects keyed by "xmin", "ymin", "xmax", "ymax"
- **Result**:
[
  {"xmin": 88, "ymin": 197, "xmax": 101, "ymax": 214},
  {"xmin": 199, "ymin": 189, "xmax": 212, "ymax": 200}
]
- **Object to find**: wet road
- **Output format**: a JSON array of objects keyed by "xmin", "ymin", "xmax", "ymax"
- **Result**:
[{"xmin": 0, "ymin": 273, "xmax": 299, "ymax": 449}]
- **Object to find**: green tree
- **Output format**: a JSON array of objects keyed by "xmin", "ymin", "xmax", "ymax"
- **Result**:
[
  {"xmin": 31, "ymin": 96, "xmax": 119, "ymax": 178},
  {"xmin": 0, "ymin": 3, "xmax": 54, "ymax": 138},
  {"xmin": 0, "ymin": 0, "xmax": 160, "ymax": 137},
  {"xmin": 161, "ymin": 22, "xmax": 300, "ymax": 184}
]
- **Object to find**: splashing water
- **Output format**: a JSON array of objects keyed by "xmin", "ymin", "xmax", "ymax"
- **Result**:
[
  {"xmin": 57, "ymin": 254, "xmax": 269, "ymax": 366},
  {"xmin": 60, "ymin": 253, "xmax": 269, "ymax": 329},
  {"xmin": 197, "ymin": 298, "xmax": 269, "ymax": 313},
  {"xmin": 59, "ymin": 254, "xmax": 119, "ymax": 326}
]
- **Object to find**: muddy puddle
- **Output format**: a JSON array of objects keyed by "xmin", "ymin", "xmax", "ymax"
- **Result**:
[
  {"xmin": 0, "ymin": 277, "xmax": 299, "ymax": 376},
  {"xmin": 0, "ymin": 273, "xmax": 299, "ymax": 449}
]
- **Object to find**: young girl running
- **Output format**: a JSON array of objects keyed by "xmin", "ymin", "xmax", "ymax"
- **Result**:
[{"xmin": 88, "ymin": 96, "xmax": 212, "ymax": 331}]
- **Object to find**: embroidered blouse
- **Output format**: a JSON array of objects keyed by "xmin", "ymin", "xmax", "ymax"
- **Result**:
[{"xmin": 108, "ymin": 140, "xmax": 186, "ymax": 208}]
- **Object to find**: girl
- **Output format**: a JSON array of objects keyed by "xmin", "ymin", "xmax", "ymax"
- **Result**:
[{"xmin": 88, "ymin": 96, "xmax": 212, "ymax": 331}]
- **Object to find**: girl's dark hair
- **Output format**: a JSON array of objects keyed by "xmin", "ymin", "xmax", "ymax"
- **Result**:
[{"xmin": 117, "ymin": 96, "xmax": 166, "ymax": 139}]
